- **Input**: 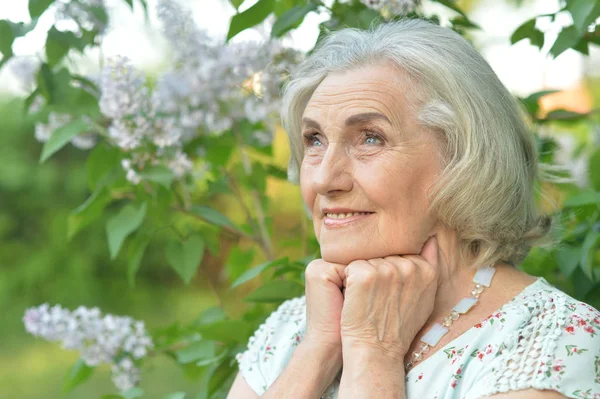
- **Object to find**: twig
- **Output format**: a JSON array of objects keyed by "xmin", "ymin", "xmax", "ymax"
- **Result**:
[{"xmin": 171, "ymin": 205, "xmax": 255, "ymax": 241}]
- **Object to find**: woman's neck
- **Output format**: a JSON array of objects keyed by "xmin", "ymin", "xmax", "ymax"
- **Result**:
[{"xmin": 403, "ymin": 229, "xmax": 538, "ymax": 368}]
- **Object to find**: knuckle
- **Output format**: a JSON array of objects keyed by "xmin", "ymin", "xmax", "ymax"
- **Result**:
[
  {"xmin": 378, "ymin": 262, "xmax": 397, "ymax": 279},
  {"xmin": 305, "ymin": 259, "xmax": 325, "ymax": 278},
  {"xmin": 399, "ymin": 260, "xmax": 417, "ymax": 278}
]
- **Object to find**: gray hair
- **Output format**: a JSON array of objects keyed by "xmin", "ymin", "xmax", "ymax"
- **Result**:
[{"xmin": 280, "ymin": 18, "xmax": 556, "ymax": 269}]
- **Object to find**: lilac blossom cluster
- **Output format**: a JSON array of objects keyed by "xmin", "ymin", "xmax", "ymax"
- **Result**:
[
  {"xmin": 23, "ymin": 304, "xmax": 153, "ymax": 392},
  {"xmin": 54, "ymin": 0, "xmax": 109, "ymax": 34},
  {"xmin": 97, "ymin": 0, "xmax": 301, "ymax": 184},
  {"xmin": 12, "ymin": 0, "xmax": 301, "ymax": 185},
  {"xmin": 360, "ymin": 0, "xmax": 420, "ymax": 16},
  {"xmin": 153, "ymin": 0, "xmax": 301, "ymax": 135}
]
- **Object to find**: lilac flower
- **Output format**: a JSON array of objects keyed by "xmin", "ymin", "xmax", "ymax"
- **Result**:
[
  {"xmin": 55, "ymin": 0, "xmax": 109, "ymax": 34},
  {"xmin": 23, "ymin": 304, "xmax": 153, "ymax": 392},
  {"xmin": 99, "ymin": 56, "xmax": 150, "ymax": 121},
  {"xmin": 360, "ymin": 0, "xmax": 420, "ymax": 15},
  {"xmin": 8, "ymin": 56, "xmax": 41, "ymax": 92}
]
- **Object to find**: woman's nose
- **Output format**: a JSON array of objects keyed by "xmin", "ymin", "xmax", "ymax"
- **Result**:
[{"xmin": 312, "ymin": 144, "xmax": 353, "ymax": 195}]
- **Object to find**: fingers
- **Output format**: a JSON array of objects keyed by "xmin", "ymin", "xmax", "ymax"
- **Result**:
[
  {"xmin": 305, "ymin": 259, "xmax": 348, "ymax": 289},
  {"xmin": 344, "ymin": 260, "xmax": 376, "ymax": 287}
]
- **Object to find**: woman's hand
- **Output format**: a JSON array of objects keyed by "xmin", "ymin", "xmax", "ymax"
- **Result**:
[
  {"xmin": 339, "ymin": 236, "xmax": 440, "ymax": 360},
  {"xmin": 303, "ymin": 258, "xmax": 348, "ymax": 347}
]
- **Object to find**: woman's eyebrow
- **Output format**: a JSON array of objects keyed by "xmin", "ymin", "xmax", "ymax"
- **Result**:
[
  {"xmin": 301, "ymin": 117, "xmax": 321, "ymax": 131},
  {"xmin": 301, "ymin": 112, "xmax": 391, "ymax": 131},
  {"xmin": 345, "ymin": 112, "xmax": 391, "ymax": 126}
]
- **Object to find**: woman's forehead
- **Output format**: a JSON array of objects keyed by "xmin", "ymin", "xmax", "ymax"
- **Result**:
[{"xmin": 303, "ymin": 65, "xmax": 412, "ymax": 124}]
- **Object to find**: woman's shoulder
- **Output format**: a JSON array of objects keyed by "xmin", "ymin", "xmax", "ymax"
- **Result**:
[
  {"xmin": 464, "ymin": 277, "xmax": 600, "ymax": 399},
  {"xmin": 235, "ymin": 296, "xmax": 307, "ymax": 395}
]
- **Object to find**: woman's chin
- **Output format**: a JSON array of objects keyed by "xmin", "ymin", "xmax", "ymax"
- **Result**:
[{"xmin": 319, "ymin": 246, "xmax": 378, "ymax": 265}]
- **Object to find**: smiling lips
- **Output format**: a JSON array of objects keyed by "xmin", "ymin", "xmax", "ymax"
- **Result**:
[{"xmin": 322, "ymin": 209, "xmax": 374, "ymax": 228}]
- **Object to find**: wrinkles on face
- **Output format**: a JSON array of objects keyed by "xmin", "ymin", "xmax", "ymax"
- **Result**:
[{"xmin": 299, "ymin": 63, "xmax": 442, "ymax": 264}]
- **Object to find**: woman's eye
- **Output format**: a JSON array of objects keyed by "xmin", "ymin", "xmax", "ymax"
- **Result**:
[
  {"xmin": 304, "ymin": 133, "xmax": 323, "ymax": 147},
  {"xmin": 364, "ymin": 133, "xmax": 382, "ymax": 145}
]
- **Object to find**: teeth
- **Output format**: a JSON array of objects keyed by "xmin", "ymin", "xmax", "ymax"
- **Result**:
[{"xmin": 326, "ymin": 212, "xmax": 370, "ymax": 219}]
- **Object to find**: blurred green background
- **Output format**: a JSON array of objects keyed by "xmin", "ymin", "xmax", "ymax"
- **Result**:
[
  {"xmin": 2, "ymin": 0, "xmax": 600, "ymax": 397},
  {"xmin": 0, "ymin": 96, "xmax": 216, "ymax": 398}
]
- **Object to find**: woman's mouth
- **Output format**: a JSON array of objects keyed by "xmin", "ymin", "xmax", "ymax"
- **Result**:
[{"xmin": 323, "ymin": 212, "xmax": 374, "ymax": 228}]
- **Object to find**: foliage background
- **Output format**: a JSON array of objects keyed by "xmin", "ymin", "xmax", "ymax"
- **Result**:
[{"xmin": 0, "ymin": 0, "xmax": 599, "ymax": 398}]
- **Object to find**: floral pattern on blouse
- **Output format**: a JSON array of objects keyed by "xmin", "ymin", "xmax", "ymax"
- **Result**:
[{"xmin": 236, "ymin": 277, "xmax": 600, "ymax": 399}]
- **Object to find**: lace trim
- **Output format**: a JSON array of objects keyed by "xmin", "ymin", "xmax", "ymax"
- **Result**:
[{"xmin": 476, "ymin": 288, "xmax": 569, "ymax": 396}]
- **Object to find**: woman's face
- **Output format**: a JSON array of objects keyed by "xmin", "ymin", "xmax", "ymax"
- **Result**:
[{"xmin": 300, "ymin": 63, "xmax": 443, "ymax": 265}]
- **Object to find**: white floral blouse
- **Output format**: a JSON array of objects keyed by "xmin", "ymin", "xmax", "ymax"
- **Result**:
[{"xmin": 236, "ymin": 277, "xmax": 600, "ymax": 398}]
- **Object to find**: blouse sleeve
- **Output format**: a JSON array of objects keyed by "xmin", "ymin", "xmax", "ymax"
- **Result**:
[
  {"xmin": 235, "ymin": 296, "xmax": 307, "ymax": 395},
  {"xmin": 464, "ymin": 291, "xmax": 600, "ymax": 399}
]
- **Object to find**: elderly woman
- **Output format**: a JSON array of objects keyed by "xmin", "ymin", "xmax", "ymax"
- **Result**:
[{"xmin": 227, "ymin": 19, "xmax": 599, "ymax": 399}]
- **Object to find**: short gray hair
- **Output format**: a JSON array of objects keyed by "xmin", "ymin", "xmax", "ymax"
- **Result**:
[{"xmin": 280, "ymin": 18, "xmax": 555, "ymax": 269}]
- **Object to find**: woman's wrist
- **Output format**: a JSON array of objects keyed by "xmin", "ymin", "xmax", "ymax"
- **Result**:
[
  {"xmin": 263, "ymin": 335, "xmax": 342, "ymax": 399},
  {"xmin": 340, "ymin": 343, "xmax": 407, "ymax": 398},
  {"xmin": 342, "ymin": 337, "xmax": 408, "ymax": 364}
]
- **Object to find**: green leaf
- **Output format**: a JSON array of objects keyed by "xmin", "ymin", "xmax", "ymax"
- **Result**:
[
  {"xmin": 39, "ymin": 118, "xmax": 90, "ymax": 163},
  {"xmin": 175, "ymin": 340, "xmax": 216, "ymax": 364},
  {"xmin": 230, "ymin": 257, "xmax": 289, "ymax": 289},
  {"xmin": 36, "ymin": 63, "xmax": 54, "ymax": 102},
  {"xmin": 519, "ymin": 90, "xmax": 560, "ymax": 118},
  {"xmin": 0, "ymin": 20, "xmax": 15, "ymax": 58},
  {"xmin": 511, "ymin": 18, "xmax": 534, "ymax": 44},
  {"xmin": 67, "ymin": 186, "xmax": 112, "ymax": 240},
  {"xmin": 122, "ymin": 388, "xmax": 144, "ymax": 399},
  {"xmin": 581, "ymin": 230, "xmax": 600, "ymax": 280},
  {"xmin": 63, "ymin": 359, "xmax": 94, "ymax": 393},
  {"xmin": 138, "ymin": 165, "xmax": 173, "ymax": 188},
  {"xmin": 106, "ymin": 202, "xmax": 147, "ymax": 259},
  {"xmin": 166, "ymin": 235, "xmax": 205, "ymax": 284},
  {"xmin": 101, "ymin": 396, "xmax": 124, "ymax": 399},
  {"xmin": 274, "ymin": 0, "xmax": 296, "ymax": 17},
  {"xmin": 225, "ymin": 247, "xmax": 255, "ymax": 282},
  {"xmin": 227, "ymin": 0, "xmax": 275, "ymax": 41},
  {"xmin": 46, "ymin": 27, "xmax": 72, "ymax": 66},
  {"xmin": 7, "ymin": 18, "xmax": 40, "ymax": 37},
  {"xmin": 524, "ymin": 90, "xmax": 560, "ymax": 103},
  {"xmin": 510, "ymin": 18, "xmax": 544, "ymax": 49},
  {"xmin": 86, "ymin": 144, "xmax": 122, "ymax": 190},
  {"xmin": 206, "ymin": 355, "xmax": 238, "ymax": 397},
  {"xmin": 229, "ymin": 0, "xmax": 245, "ymax": 10},
  {"xmin": 29, "ymin": 0, "xmax": 55, "ymax": 18},
  {"xmin": 246, "ymin": 279, "xmax": 304, "ymax": 302},
  {"xmin": 543, "ymin": 109, "xmax": 587, "ymax": 123},
  {"xmin": 127, "ymin": 233, "xmax": 150, "ymax": 287},
  {"xmin": 555, "ymin": 245, "xmax": 580, "ymax": 277},
  {"xmin": 271, "ymin": 4, "xmax": 318, "ymax": 37},
  {"xmin": 163, "ymin": 393, "xmax": 186, "ymax": 399},
  {"xmin": 572, "ymin": 36, "xmax": 589, "ymax": 55},
  {"xmin": 272, "ymin": 264, "xmax": 305, "ymax": 279},
  {"xmin": 572, "ymin": 267, "xmax": 596, "ymax": 297},
  {"xmin": 87, "ymin": 6, "xmax": 109, "ymax": 28},
  {"xmin": 194, "ymin": 306, "xmax": 227, "ymax": 326},
  {"xmin": 449, "ymin": 16, "xmax": 481, "ymax": 30},
  {"xmin": 124, "ymin": 0, "xmax": 134, "ymax": 9},
  {"xmin": 195, "ymin": 320, "xmax": 253, "ymax": 343},
  {"xmin": 567, "ymin": 0, "xmax": 600, "ymax": 34},
  {"xmin": 588, "ymin": 149, "xmax": 600, "ymax": 191},
  {"xmin": 432, "ymin": 0, "xmax": 468, "ymax": 18},
  {"xmin": 550, "ymin": 25, "xmax": 585, "ymax": 58},
  {"xmin": 563, "ymin": 191, "xmax": 600, "ymax": 207},
  {"xmin": 190, "ymin": 205, "xmax": 241, "ymax": 232}
]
